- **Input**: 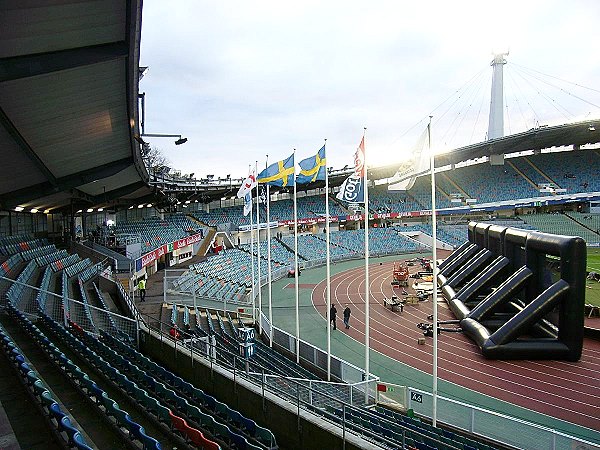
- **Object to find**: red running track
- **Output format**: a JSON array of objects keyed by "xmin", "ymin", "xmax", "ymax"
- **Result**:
[{"xmin": 312, "ymin": 260, "xmax": 600, "ymax": 431}]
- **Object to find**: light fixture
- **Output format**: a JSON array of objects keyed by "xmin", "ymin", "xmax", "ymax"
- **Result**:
[
  {"xmin": 98, "ymin": 208, "xmax": 104, "ymax": 212},
  {"xmin": 87, "ymin": 208, "xmax": 94, "ymax": 213},
  {"xmin": 106, "ymin": 219, "xmax": 115, "ymax": 226},
  {"xmin": 15, "ymin": 206, "xmax": 24, "ymax": 212},
  {"xmin": 30, "ymin": 208, "xmax": 38, "ymax": 213},
  {"xmin": 141, "ymin": 133, "xmax": 188, "ymax": 145},
  {"xmin": 138, "ymin": 204, "xmax": 144, "ymax": 208},
  {"xmin": 185, "ymin": 200, "xmax": 191, "ymax": 204},
  {"xmin": 147, "ymin": 204, "xmax": 152, "ymax": 207},
  {"xmin": 43, "ymin": 209, "xmax": 50, "ymax": 214},
  {"xmin": 76, "ymin": 209, "xmax": 82, "ymax": 214},
  {"xmin": 128, "ymin": 205, "xmax": 134, "ymax": 210}
]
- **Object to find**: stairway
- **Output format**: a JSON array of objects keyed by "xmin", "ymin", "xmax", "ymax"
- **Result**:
[
  {"xmin": 440, "ymin": 172, "xmax": 470, "ymax": 199},
  {"xmin": 506, "ymin": 159, "xmax": 543, "ymax": 191}
]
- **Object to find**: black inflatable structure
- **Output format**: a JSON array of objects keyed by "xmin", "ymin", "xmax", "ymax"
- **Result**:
[{"xmin": 438, "ymin": 222, "xmax": 586, "ymax": 361}]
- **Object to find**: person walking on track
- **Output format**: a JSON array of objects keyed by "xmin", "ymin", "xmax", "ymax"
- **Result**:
[
  {"xmin": 343, "ymin": 305, "xmax": 351, "ymax": 329},
  {"xmin": 330, "ymin": 304, "xmax": 337, "ymax": 330}
]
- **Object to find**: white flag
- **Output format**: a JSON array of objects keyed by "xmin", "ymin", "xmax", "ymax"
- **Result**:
[
  {"xmin": 237, "ymin": 171, "xmax": 257, "ymax": 198},
  {"xmin": 388, "ymin": 126, "xmax": 429, "ymax": 191},
  {"xmin": 243, "ymin": 192, "xmax": 252, "ymax": 216}
]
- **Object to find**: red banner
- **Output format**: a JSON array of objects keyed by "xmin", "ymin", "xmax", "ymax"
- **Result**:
[
  {"xmin": 172, "ymin": 233, "xmax": 203, "ymax": 250},
  {"xmin": 141, "ymin": 245, "xmax": 167, "ymax": 268},
  {"xmin": 278, "ymin": 216, "xmax": 340, "ymax": 226},
  {"xmin": 136, "ymin": 232, "xmax": 205, "ymax": 271},
  {"xmin": 345, "ymin": 211, "xmax": 426, "ymax": 222}
]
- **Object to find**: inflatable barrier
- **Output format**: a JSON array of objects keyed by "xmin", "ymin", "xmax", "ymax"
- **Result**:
[{"xmin": 438, "ymin": 221, "xmax": 586, "ymax": 361}]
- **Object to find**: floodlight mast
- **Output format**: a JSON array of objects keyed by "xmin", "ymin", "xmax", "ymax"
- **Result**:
[{"xmin": 488, "ymin": 52, "xmax": 508, "ymax": 140}]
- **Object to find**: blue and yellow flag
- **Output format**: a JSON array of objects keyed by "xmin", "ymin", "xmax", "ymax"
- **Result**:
[
  {"xmin": 257, "ymin": 154, "xmax": 295, "ymax": 187},
  {"xmin": 296, "ymin": 145, "xmax": 326, "ymax": 184}
]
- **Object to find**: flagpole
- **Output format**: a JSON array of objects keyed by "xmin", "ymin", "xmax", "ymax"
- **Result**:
[
  {"xmin": 363, "ymin": 128, "xmax": 370, "ymax": 394},
  {"xmin": 267, "ymin": 161, "xmax": 274, "ymax": 347},
  {"xmin": 293, "ymin": 148, "xmax": 300, "ymax": 364},
  {"xmin": 325, "ymin": 139, "xmax": 332, "ymax": 381},
  {"xmin": 429, "ymin": 115, "xmax": 439, "ymax": 427},
  {"xmin": 249, "ymin": 164, "xmax": 256, "ymax": 325},
  {"xmin": 256, "ymin": 161, "xmax": 262, "ymax": 336}
]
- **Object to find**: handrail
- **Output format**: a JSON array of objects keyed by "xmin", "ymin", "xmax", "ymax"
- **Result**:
[{"xmin": 142, "ymin": 314, "xmax": 450, "ymax": 450}]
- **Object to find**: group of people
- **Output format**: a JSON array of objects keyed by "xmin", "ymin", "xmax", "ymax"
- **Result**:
[
  {"xmin": 329, "ymin": 304, "xmax": 352, "ymax": 330},
  {"xmin": 169, "ymin": 323, "xmax": 192, "ymax": 340}
]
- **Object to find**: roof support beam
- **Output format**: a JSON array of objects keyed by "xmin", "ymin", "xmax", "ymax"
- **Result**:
[
  {"xmin": 0, "ymin": 157, "xmax": 133, "ymax": 209},
  {"xmin": 0, "ymin": 41, "xmax": 129, "ymax": 82},
  {"xmin": 0, "ymin": 105, "xmax": 57, "ymax": 185},
  {"xmin": 93, "ymin": 181, "xmax": 147, "ymax": 204}
]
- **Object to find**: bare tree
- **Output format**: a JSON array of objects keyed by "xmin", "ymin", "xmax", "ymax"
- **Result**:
[{"xmin": 142, "ymin": 143, "xmax": 171, "ymax": 174}]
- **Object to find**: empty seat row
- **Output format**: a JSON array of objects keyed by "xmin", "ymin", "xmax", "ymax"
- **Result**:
[
  {"xmin": 9, "ymin": 306, "xmax": 164, "ymax": 449},
  {"xmin": 40, "ymin": 312, "xmax": 218, "ymax": 449},
  {"xmin": 101, "ymin": 331, "xmax": 277, "ymax": 449},
  {"xmin": 0, "ymin": 314, "xmax": 93, "ymax": 450}
]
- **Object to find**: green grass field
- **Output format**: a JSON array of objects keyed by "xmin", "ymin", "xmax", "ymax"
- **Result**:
[{"xmin": 585, "ymin": 247, "xmax": 600, "ymax": 307}]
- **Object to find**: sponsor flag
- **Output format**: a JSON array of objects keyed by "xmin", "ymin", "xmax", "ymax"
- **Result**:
[
  {"xmin": 354, "ymin": 136, "xmax": 365, "ymax": 177},
  {"xmin": 237, "ymin": 170, "xmax": 257, "ymax": 198},
  {"xmin": 336, "ymin": 173, "xmax": 364, "ymax": 203},
  {"xmin": 243, "ymin": 191, "xmax": 252, "ymax": 216},
  {"xmin": 257, "ymin": 154, "xmax": 295, "ymax": 187},
  {"xmin": 297, "ymin": 145, "xmax": 326, "ymax": 184}
]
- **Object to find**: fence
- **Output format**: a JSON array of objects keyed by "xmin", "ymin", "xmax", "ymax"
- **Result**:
[
  {"xmin": 1, "ymin": 276, "xmax": 138, "ymax": 343},
  {"xmin": 144, "ymin": 317, "xmax": 412, "ymax": 449},
  {"xmin": 263, "ymin": 311, "xmax": 377, "ymax": 391},
  {"xmin": 405, "ymin": 387, "xmax": 600, "ymax": 450}
]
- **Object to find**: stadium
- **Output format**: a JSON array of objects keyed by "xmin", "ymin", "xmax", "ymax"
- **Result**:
[{"xmin": 0, "ymin": 2, "xmax": 599, "ymax": 450}]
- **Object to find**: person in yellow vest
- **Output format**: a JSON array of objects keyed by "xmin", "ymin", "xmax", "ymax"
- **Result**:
[{"xmin": 138, "ymin": 278, "xmax": 146, "ymax": 302}]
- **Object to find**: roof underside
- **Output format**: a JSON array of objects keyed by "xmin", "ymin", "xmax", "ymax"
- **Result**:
[{"xmin": 0, "ymin": 0, "xmax": 150, "ymax": 213}]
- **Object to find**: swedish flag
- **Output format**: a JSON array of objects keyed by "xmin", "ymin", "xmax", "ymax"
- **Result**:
[
  {"xmin": 296, "ymin": 145, "xmax": 326, "ymax": 185},
  {"xmin": 257, "ymin": 154, "xmax": 295, "ymax": 187}
]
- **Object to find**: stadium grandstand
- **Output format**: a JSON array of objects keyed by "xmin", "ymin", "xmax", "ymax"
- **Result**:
[{"xmin": 1, "ymin": 2, "xmax": 600, "ymax": 450}]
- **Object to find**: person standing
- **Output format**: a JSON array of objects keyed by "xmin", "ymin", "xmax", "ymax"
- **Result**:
[
  {"xmin": 330, "ymin": 304, "xmax": 337, "ymax": 330},
  {"xmin": 343, "ymin": 305, "xmax": 351, "ymax": 329},
  {"xmin": 138, "ymin": 278, "xmax": 146, "ymax": 302}
]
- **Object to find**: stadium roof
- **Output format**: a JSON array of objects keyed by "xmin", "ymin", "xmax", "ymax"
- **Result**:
[
  {"xmin": 0, "ymin": 0, "xmax": 150, "ymax": 213},
  {"xmin": 436, "ymin": 120, "xmax": 600, "ymax": 166}
]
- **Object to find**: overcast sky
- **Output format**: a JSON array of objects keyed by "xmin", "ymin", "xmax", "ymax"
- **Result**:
[{"xmin": 139, "ymin": 0, "xmax": 600, "ymax": 179}]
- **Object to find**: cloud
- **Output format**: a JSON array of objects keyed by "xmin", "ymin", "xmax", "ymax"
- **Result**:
[{"xmin": 139, "ymin": 0, "xmax": 600, "ymax": 178}]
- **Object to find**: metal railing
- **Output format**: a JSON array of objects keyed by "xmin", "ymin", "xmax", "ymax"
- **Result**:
[
  {"xmin": 405, "ymin": 387, "xmax": 600, "ymax": 450},
  {"xmin": 143, "ymin": 316, "xmax": 445, "ymax": 450},
  {"xmin": 1, "ymin": 276, "xmax": 138, "ymax": 343}
]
